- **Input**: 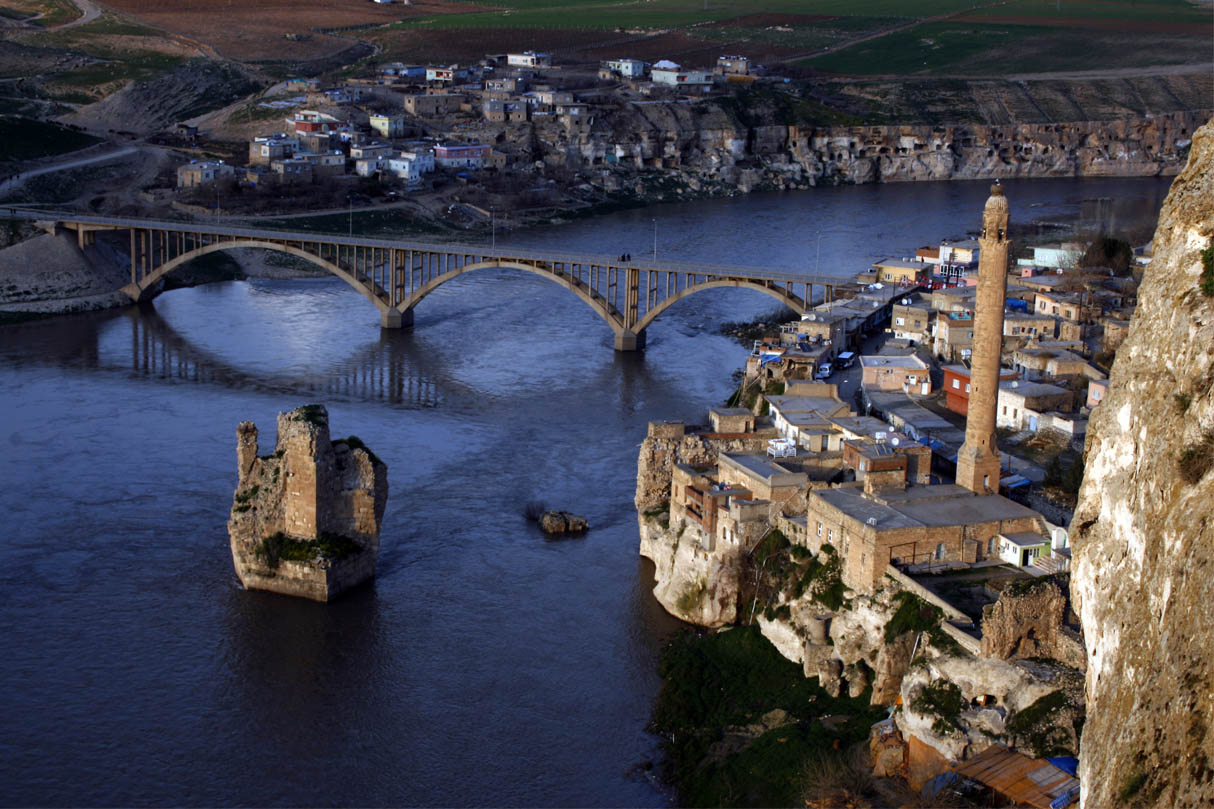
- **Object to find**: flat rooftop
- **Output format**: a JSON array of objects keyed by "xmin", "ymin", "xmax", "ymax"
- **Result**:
[
  {"xmin": 766, "ymin": 395, "xmax": 849, "ymax": 416},
  {"xmin": 710, "ymin": 407, "xmax": 752, "ymax": 416},
  {"xmin": 720, "ymin": 453, "xmax": 807, "ymax": 484},
  {"xmin": 1003, "ymin": 531, "xmax": 1050, "ymax": 547},
  {"xmin": 814, "ymin": 484, "xmax": 1043, "ymax": 530},
  {"xmin": 999, "ymin": 380, "xmax": 1068, "ymax": 398},
  {"xmin": 860, "ymin": 355, "xmax": 928, "ymax": 370}
]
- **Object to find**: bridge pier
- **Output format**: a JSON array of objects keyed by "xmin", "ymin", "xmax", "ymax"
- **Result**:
[
  {"xmin": 380, "ymin": 308, "xmax": 413, "ymax": 329},
  {"xmin": 613, "ymin": 329, "xmax": 646, "ymax": 352}
]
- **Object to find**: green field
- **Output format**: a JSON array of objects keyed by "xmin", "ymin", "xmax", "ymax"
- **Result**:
[
  {"xmin": 804, "ymin": 21, "xmax": 1213, "ymax": 75},
  {"xmin": 968, "ymin": 0, "xmax": 1212, "ymax": 23},
  {"xmin": 0, "ymin": 116, "xmax": 100, "ymax": 163}
]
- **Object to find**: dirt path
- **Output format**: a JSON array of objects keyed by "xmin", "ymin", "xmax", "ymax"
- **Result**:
[
  {"xmin": 0, "ymin": 145, "xmax": 138, "ymax": 197},
  {"xmin": 49, "ymin": 0, "xmax": 101, "ymax": 30}
]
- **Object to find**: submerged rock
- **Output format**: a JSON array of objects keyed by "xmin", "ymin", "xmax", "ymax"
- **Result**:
[
  {"xmin": 227, "ymin": 404, "xmax": 388, "ymax": 602},
  {"xmin": 539, "ymin": 511, "xmax": 588, "ymax": 534}
]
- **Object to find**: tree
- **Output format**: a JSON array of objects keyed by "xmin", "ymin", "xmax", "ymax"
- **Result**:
[{"xmin": 1079, "ymin": 235, "xmax": 1133, "ymax": 276}]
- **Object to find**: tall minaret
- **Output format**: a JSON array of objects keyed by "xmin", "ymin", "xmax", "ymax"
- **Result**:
[{"xmin": 955, "ymin": 183, "xmax": 1011, "ymax": 495}]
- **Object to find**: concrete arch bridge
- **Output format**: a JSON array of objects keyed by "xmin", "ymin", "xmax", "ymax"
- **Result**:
[{"xmin": 32, "ymin": 213, "xmax": 845, "ymax": 351}]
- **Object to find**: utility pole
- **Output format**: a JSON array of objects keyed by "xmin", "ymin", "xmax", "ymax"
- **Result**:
[
  {"xmin": 348, "ymin": 195, "xmax": 353, "ymax": 237},
  {"xmin": 491, "ymin": 207, "xmax": 496, "ymax": 252},
  {"xmin": 652, "ymin": 218, "xmax": 657, "ymax": 263}
]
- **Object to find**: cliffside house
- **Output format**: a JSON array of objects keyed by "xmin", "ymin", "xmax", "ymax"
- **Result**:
[
  {"xmin": 806, "ymin": 483, "xmax": 1048, "ymax": 593},
  {"xmin": 716, "ymin": 453, "xmax": 809, "ymax": 514},
  {"xmin": 1101, "ymin": 318, "xmax": 1130, "ymax": 352},
  {"xmin": 996, "ymin": 380, "xmax": 1073, "ymax": 432},
  {"xmin": 942, "ymin": 365, "xmax": 1019, "ymax": 416},
  {"xmin": 707, "ymin": 407, "xmax": 755, "ymax": 435},
  {"xmin": 651, "ymin": 61, "xmax": 713, "ymax": 92},
  {"xmin": 290, "ymin": 110, "xmax": 339, "ymax": 136},
  {"xmin": 1011, "ymin": 346, "xmax": 1104, "ymax": 382},
  {"xmin": 177, "ymin": 160, "xmax": 234, "ymax": 189},
  {"xmin": 668, "ymin": 464, "xmax": 772, "ymax": 553},
  {"xmin": 860, "ymin": 355, "xmax": 932, "ymax": 394},
  {"xmin": 403, "ymin": 93, "xmax": 462, "ymax": 116}
]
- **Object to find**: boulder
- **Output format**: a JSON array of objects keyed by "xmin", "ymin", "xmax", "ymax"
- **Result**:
[{"xmin": 539, "ymin": 510, "xmax": 588, "ymax": 534}]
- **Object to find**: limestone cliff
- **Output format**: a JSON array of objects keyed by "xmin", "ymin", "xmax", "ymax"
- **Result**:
[
  {"xmin": 227, "ymin": 404, "xmax": 388, "ymax": 602},
  {"xmin": 1071, "ymin": 118, "xmax": 1214, "ymax": 808},
  {"xmin": 634, "ymin": 420, "xmax": 772, "ymax": 512}
]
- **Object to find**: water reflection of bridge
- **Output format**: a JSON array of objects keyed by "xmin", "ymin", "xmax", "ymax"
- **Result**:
[{"xmin": 122, "ymin": 307, "xmax": 444, "ymax": 408}]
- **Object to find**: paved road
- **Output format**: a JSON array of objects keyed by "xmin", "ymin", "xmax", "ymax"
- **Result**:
[
  {"xmin": 50, "ymin": 0, "xmax": 100, "ymax": 30},
  {"xmin": 0, "ymin": 146, "xmax": 139, "ymax": 198}
]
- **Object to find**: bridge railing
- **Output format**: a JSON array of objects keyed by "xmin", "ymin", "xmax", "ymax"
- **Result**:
[{"xmin": 12, "ymin": 209, "xmax": 850, "ymax": 287}]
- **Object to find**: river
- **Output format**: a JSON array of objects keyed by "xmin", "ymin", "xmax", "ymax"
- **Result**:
[{"xmin": 0, "ymin": 176, "xmax": 1171, "ymax": 806}]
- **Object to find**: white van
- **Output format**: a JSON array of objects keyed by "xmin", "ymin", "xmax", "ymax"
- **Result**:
[
  {"xmin": 815, "ymin": 362, "xmax": 833, "ymax": 379},
  {"xmin": 837, "ymin": 351, "xmax": 856, "ymax": 369}
]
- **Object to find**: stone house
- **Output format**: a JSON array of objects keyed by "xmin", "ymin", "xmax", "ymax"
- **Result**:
[
  {"xmin": 1102, "ymin": 318, "xmax": 1131, "ymax": 353},
  {"xmin": 889, "ymin": 295, "xmax": 933, "ymax": 343},
  {"xmin": 403, "ymin": 93, "xmax": 462, "ymax": 116},
  {"xmin": 806, "ymin": 484, "xmax": 1048, "ymax": 593},
  {"xmin": 933, "ymin": 311, "xmax": 975, "ymax": 361},
  {"xmin": 842, "ymin": 436, "xmax": 932, "ymax": 488},
  {"xmin": 1003, "ymin": 311, "xmax": 1056, "ymax": 339},
  {"xmin": 301, "ymin": 151, "xmax": 346, "ymax": 178},
  {"xmin": 860, "ymin": 355, "xmax": 932, "ymax": 393},
  {"xmin": 269, "ymin": 157, "xmax": 313, "ymax": 184},
  {"xmin": 926, "ymin": 285, "xmax": 978, "ymax": 313},
  {"xmin": 1012, "ymin": 346, "xmax": 1098, "ymax": 381},
  {"xmin": 996, "ymin": 380, "xmax": 1073, "ymax": 432},
  {"xmin": 707, "ymin": 407, "xmax": 755, "ymax": 434},
  {"xmin": 248, "ymin": 135, "xmax": 297, "ymax": 166},
  {"xmin": 176, "ymin": 161, "xmax": 234, "ymax": 189},
  {"xmin": 1034, "ymin": 290, "xmax": 1093, "ymax": 323},
  {"xmin": 369, "ymin": 114, "xmax": 407, "ymax": 139}
]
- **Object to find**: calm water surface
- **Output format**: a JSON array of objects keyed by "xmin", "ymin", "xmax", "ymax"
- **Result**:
[{"xmin": 0, "ymin": 176, "xmax": 1170, "ymax": 806}]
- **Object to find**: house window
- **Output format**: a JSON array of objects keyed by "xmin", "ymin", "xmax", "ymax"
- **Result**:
[
  {"xmin": 817, "ymin": 522, "xmax": 822, "ymax": 537},
  {"xmin": 965, "ymin": 384, "xmax": 970, "ymax": 393},
  {"xmin": 952, "ymin": 379, "xmax": 960, "ymax": 389},
  {"xmin": 987, "ymin": 537, "xmax": 995, "ymax": 555},
  {"xmin": 896, "ymin": 317, "xmax": 905, "ymax": 326},
  {"xmin": 935, "ymin": 543, "xmax": 946, "ymax": 561},
  {"xmin": 828, "ymin": 529, "xmax": 834, "ymax": 542}
]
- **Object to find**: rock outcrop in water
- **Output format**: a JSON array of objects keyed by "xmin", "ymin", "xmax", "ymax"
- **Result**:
[
  {"xmin": 227, "ymin": 404, "xmax": 388, "ymax": 602},
  {"xmin": 1071, "ymin": 118, "xmax": 1214, "ymax": 808}
]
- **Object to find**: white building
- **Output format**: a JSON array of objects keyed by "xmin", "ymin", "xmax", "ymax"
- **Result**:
[
  {"xmin": 507, "ymin": 51, "xmax": 551, "ymax": 68},
  {"xmin": 602, "ymin": 58, "xmax": 645, "ymax": 78}
]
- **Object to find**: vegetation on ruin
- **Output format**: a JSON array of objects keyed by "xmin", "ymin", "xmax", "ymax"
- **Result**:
[
  {"xmin": 911, "ymin": 679, "xmax": 965, "ymax": 736},
  {"xmin": 293, "ymin": 404, "xmax": 327, "ymax": 426},
  {"xmin": 334, "ymin": 435, "xmax": 383, "ymax": 467},
  {"xmin": 254, "ymin": 531, "xmax": 362, "ymax": 570},
  {"xmin": 231, "ymin": 485, "xmax": 260, "ymax": 514},
  {"xmin": 1078, "ymin": 235, "xmax": 1134, "ymax": 276},
  {"xmin": 652, "ymin": 625, "xmax": 883, "ymax": 808},
  {"xmin": 883, "ymin": 591, "xmax": 943, "ymax": 642}
]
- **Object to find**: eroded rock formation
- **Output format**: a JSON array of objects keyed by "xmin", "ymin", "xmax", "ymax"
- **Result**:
[
  {"xmin": 980, "ymin": 578, "xmax": 1086, "ymax": 671},
  {"xmin": 227, "ymin": 404, "xmax": 388, "ymax": 602},
  {"xmin": 1071, "ymin": 118, "xmax": 1214, "ymax": 808}
]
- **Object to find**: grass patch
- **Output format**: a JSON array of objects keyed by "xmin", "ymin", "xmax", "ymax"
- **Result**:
[
  {"xmin": 0, "ymin": 116, "xmax": 99, "ymax": 163},
  {"xmin": 254, "ymin": 531, "xmax": 362, "ymax": 570},
  {"xmin": 676, "ymin": 577, "xmax": 708, "ymax": 614},
  {"xmin": 652, "ymin": 625, "xmax": 884, "ymax": 808},
  {"xmin": 883, "ymin": 590, "xmax": 943, "ymax": 642}
]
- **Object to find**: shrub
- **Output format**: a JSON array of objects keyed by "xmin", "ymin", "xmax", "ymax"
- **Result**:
[
  {"xmin": 1178, "ymin": 432, "xmax": 1214, "ymax": 485},
  {"xmin": 334, "ymin": 435, "xmax": 382, "ymax": 466},
  {"xmin": 1200, "ymin": 244, "xmax": 1214, "ymax": 297},
  {"xmin": 911, "ymin": 679, "xmax": 964, "ymax": 735}
]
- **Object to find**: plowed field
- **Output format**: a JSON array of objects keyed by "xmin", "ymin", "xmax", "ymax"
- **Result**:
[{"xmin": 99, "ymin": 0, "xmax": 483, "ymax": 60}]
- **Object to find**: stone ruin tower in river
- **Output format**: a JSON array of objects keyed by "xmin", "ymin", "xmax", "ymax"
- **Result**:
[
  {"xmin": 227, "ymin": 404, "xmax": 388, "ymax": 602},
  {"xmin": 955, "ymin": 183, "xmax": 1012, "ymax": 495}
]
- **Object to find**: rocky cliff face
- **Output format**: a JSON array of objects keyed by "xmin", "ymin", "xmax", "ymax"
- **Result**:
[
  {"xmin": 1071, "ymin": 118, "xmax": 1214, "ymax": 808},
  {"xmin": 227, "ymin": 404, "xmax": 388, "ymax": 602},
  {"xmin": 566, "ymin": 105, "xmax": 1205, "ymax": 194}
]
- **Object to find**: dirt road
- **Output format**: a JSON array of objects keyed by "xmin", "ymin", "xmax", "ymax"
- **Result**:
[
  {"xmin": 50, "ymin": 0, "xmax": 101, "ymax": 30},
  {"xmin": 0, "ymin": 145, "xmax": 138, "ymax": 198}
]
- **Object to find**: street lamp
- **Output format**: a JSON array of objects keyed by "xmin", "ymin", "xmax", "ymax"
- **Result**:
[{"xmin": 491, "ymin": 207, "xmax": 496, "ymax": 252}]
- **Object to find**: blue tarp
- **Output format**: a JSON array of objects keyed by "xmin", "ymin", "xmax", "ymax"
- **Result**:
[
  {"xmin": 1047, "ymin": 757, "xmax": 1079, "ymax": 776},
  {"xmin": 1001, "ymin": 474, "xmax": 1031, "ymax": 489},
  {"xmin": 1050, "ymin": 785, "xmax": 1081, "ymax": 809},
  {"xmin": 1007, "ymin": 298, "xmax": 1029, "ymax": 312},
  {"xmin": 922, "ymin": 771, "xmax": 959, "ymax": 800},
  {"xmin": 759, "ymin": 354, "xmax": 783, "ymax": 366}
]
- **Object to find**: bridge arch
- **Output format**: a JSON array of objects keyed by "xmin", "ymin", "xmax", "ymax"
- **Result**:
[
  {"xmin": 123, "ymin": 239, "xmax": 392, "ymax": 319},
  {"xmin": 396, "ymin": 259, "xmax": 626, "ymax": 334},
  {"xmin": 632, "ymin": 279, "xmax": 808, "ymax": 334}
]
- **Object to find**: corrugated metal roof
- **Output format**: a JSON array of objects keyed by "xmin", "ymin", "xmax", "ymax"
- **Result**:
[{"xmin": 954, "ymin": 745, "xmax": 1079, "ymax": 809}]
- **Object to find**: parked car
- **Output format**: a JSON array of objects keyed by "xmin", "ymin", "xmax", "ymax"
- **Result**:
[{"xmin": 815, "ymin": 362, "xmax": 833, "ymax": 379}]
